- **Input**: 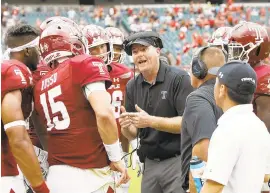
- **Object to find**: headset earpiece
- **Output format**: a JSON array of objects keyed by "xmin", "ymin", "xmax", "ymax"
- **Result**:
[{"xmin": 191, "ymin": 46, "xmax": 209, "ymax": 79}]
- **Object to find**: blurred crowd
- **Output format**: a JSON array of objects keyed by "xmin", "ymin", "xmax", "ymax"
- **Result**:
[
  {"xmin": 122, "ymin": 1, "xmax": 270, "ymax": 66},
  {"xmin": 125, "ymin": 2, "xmax": 269, "ymax": 32},
  {"xmin": 1, "ymin": 4, "xmax": 122, "ymax": 48},
  {"xmin": 2, "ymin": 2, "xmax": 270, "ymax": 67}
]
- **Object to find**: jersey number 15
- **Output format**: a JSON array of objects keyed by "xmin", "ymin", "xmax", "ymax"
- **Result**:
[{"xmin": 40, "ymin": 85, "xmax": 70, "ymax": 131}]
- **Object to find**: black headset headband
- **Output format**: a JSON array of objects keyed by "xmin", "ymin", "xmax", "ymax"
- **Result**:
[{"xmin": 123, "ymin": 31, "xmax": 163, "ymax": 55}]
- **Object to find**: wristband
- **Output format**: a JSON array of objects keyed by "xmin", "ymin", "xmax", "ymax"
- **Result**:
[
  {"xmin": 32, "ymin": 181, "xmax": 49, "ymax": 193},
  {"xmin": 4, "ymin": 120, "xmax": 26, "ymax": 131},
  {"xmin": 104, "ymin": 139, "xmax": 122, "ymax": 162},
  {"xmin": 130, "ymin": 139, "xmax": 139, "ymax": 150}
]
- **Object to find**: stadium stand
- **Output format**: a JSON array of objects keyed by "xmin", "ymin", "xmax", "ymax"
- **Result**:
[{"xmin": 1, "ymin": 3, "xmax": 270, "ymax": 66}]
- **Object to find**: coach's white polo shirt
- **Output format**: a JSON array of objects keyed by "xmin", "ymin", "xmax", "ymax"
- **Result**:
[{"xmin": 203, "ymin": 104, "xmax": 270, "ymax": 193}]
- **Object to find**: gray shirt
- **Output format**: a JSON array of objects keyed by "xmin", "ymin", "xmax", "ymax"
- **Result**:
[
  {"xmin": 180, "ymin": 78, "xmax": 223, "ymax": 190},
  {"xmin": 125, "ymin": 59, "xmax": 193, "ymax": 162}
]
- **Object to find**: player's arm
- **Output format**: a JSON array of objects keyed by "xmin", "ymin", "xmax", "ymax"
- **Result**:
[
  {"xmin": 1, "ymin": 90, "xmax": 48, "ymax": 192},
  {"xmin": 86, "ymin": 83, "xmax": 119, "ymax": 144},
  {"xmin": 120, "ymin": 134, "xmax": 129, "ymax": 153},
  {"xmin": 85, "ymin": 81, "xmax": 130, "ymax": 186},
  {"xmin": 31, "ymin": 109, "xmax": 48, "ymax": 151}
]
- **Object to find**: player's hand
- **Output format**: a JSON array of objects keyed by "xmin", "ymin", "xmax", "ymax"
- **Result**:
[
  {"xmin": 110, "ymin": 160, "xmax": 130, "ymax": 187},
  {"xmin": 126, "ymin": 104, "xmax": 151, "ymax": 128},
  {"xmin": 131, "ymin": 151, "xmax": 144, "ymax": 177},
  {"xmin": 119, "ymin": 106, "xmax": 132, "ymax": 129}
]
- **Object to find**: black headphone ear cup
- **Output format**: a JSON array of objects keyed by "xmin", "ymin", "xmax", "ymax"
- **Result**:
[
  {"xmin": 191, "ymin": 46, "xmax": 209, "ymax": 79},
  {"xmin": 192, "ymin": 56, "xmax": 202, "ymax": 78},
  {"xmin": 154, "ymin": 37, "xmax": 163, "ymax": 49},
  {"xmin": 199, "ymin": 66, "xmax": 208, "ymax": 79}
]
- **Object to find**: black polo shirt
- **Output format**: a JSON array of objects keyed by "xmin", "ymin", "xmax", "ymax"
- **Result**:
[
  {"xmin": 125, "ymin": 60, "xmax": 193, "ymax": 162},
  {"xmin": 180, "ymin": 78, "xmax": 223, "ymax": 190}
]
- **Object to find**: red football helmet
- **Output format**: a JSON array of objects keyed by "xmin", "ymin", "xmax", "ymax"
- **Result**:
[
  {"xmin": 39, "ymin": 16, "xmax": 88, "ymax": 53},
  {"xmin": 40, "ymin": 16, "xmax": 78, "ymax": 32},
  {"xmin": 228, "ymin": 21, "xmax": 270, "ymax": 66},
  {"xmin": 82, "ymin": 25, "xmax": 113, "ymax": 65},
  {"xmin": 39, "ymin": 22, "xmax": 86, "ymax": 65},
  {"xmin": 208, "ymin": 26, "xmax": 232, "ymax": 55},
  {"xmin": 105, "ymin": 27, "xmax": 125, "ymax": 64}
]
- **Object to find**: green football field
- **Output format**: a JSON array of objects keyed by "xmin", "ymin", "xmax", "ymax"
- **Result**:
[
  {"xmin": 127, "ymin": 165, "xmax": 142, "ymax": 193},
  {"xmin": 127, "ymin": 146, "xmax": 142, "ymax": 193}
]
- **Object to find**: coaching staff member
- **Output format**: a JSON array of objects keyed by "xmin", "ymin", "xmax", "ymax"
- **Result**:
[
  {"xmin": 180, "ymin": 46, "xmax": 225, "ymax": 193},
  {"xmin": 119, "ymin": 31, "xmax": 193, "ymax": 193},
  {"xmin": 201, "ymin": 61, "xmax": 270, "ymax": 193}
]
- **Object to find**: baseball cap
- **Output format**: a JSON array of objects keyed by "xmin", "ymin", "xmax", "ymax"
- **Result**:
[
  {"xmin": 132, "ymin": 37, "xmax": 158, "ymax": 47},
  {"xmin": 212, "ymin": 61, "xmax": 257, "ymax": 95},
  {"xmin": 124, "ymin": 31, "xmax": 163, "ymax": 55},
  {"xmin": 127, "ymin": 37, "xmax": 159, "ymax": 53}
]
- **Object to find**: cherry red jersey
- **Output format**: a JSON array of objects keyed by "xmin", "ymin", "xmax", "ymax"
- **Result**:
[
  {"xmin": 254, "ymin": 65, "xmax": 270, "ymax": 96},
  {"xmin": 253, "ymin": 64, "xmax": 270, "ymax": 115},
  {"xmin": 28, "ymin": 62, "xmax": 51, "ymax": 149},
  {"xmin": 107, "ymin": 62, "xmax": 133, "ymax": 134},
  {"xmin": 1, "ymin": 59, "xmax": 33, "ymax": 177},
  {"xmin": 34, "ymin": 55, "xmax": 112, "ymax": 169}
]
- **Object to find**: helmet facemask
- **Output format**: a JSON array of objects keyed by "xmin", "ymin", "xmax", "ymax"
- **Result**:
[
  {"xmin": 112, "ymin": 44, "xmax": 126, "ymax": 64},
  {"xmin": 228, "ymin": 40, "xmax": 263, "ymax": 63},
  {"xmin": 88, "ymin": 41, "xmax": 114, "ymax": 65},
  {"xmin": 105, "ymin": 27, "xmax": 126, "ymax": 64}
]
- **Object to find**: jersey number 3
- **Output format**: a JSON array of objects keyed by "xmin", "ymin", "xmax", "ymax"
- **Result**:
[{"xmin": 40, "ymin": 85, "xmax": 70, "ymax": 131}]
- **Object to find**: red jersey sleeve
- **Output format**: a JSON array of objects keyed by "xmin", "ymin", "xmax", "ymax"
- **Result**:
[
  {"xmin": 72, "ymin": 56, "xmax": 112, "ymax": 88},
  {"xmin": 1, "ymin": 60, "xmax": 32, "ymax": 98},
  {"xmin": 254, "ymin": 65, "xmax": 270, "ymax": 96}
]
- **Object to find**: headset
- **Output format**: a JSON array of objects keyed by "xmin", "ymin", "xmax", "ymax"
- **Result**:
[
  {"xmin": 191, "ymin": 46, "xmax": 210, "ymax": 79},
  {"xmin": 123, "ymin": 31, "xmax": 163, "ymax": 56},
  {"xmin": 191, "ymin": 45, "xmax": 228, "ymax": 79}
]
